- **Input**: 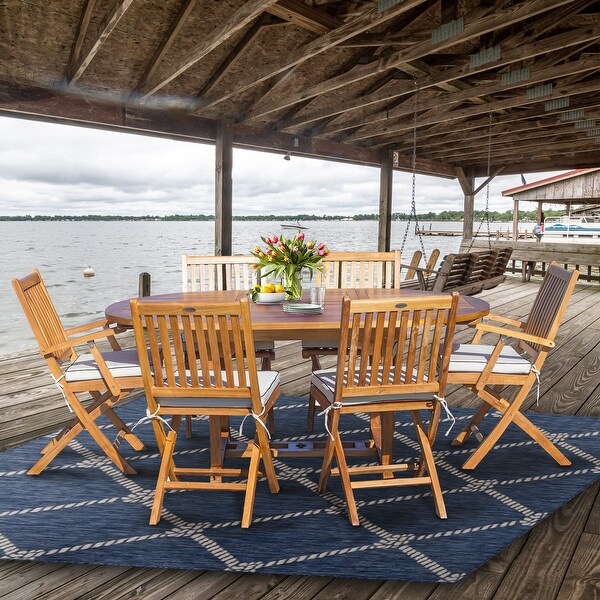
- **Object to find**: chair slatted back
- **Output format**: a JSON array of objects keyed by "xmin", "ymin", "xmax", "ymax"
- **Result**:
[
  {"xmin": 519, "ymin": 262, "xmax": 579, "ymax": 358},
  {"xmin": 468, "ymin": 250, "xmax": 498, "ymax": 283},
  {"xmin": 489, "ymin": 247, "xmax": 513, "ymax": 277},
  {"xmin": 430, "ymin": 253, "xmax": 477, "ymax": 292},
  {"xmin": 182, "ymin": 254, "xmax": 258, "ymax": 292},
  {"xmin": 12, "ymin": 269, "xmax": 72, "ymax": 363},
  {"xmin": 131, "ymin": 297, "xmax": 262, "ymax": 413},
  {"xmin": 334, "ymin": 294, "xmax": 459, "ymax": 403},
  {"xmin": 316, "ymin": 250, "xmax": 401, "ymax": 289}
]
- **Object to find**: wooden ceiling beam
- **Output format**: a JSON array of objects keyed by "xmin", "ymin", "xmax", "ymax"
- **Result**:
[
  {"xmin": 265, "ymin": 0, "xmax": 341, "ymax": 34},
  {"xmin": 134, "ymin": 0, "xmax": 197, "ymax": 95},
  {"xmin": 197, "ymin": 0, "xmax": 428, "ymax": 111},
  {"xmin": 141, "ymin": 0, "xmax": 281, "ymax": 99},
  {"xmin": 66, "ymin": 0, "xmax": 98, "ymax": 83},
  {"xmin": 195, "ymin": 16, "xmax": 268, "ymax": 100},
  {"xmin": 397, "ymin": 110, "xmax": 600, "ymax": 156},
  {"xmin": 347, "ymin": 77, "xmax": 600, "ymax": 145},
  {"xmin": 246, "ymin": 0, "xmax": 575, "ymax": 121},
  {"xmin": 281, "ymin": 22, "xmax": 600, "ymax": 133},
  {"xmin": 67, "ymin": 0, "xmax": 135, "ymax": 85},
  {"xmin": 386, "ymin": 96, "xmax": 600, "ymax": 151}
]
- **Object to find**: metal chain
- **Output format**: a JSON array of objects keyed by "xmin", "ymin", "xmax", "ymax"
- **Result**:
[
  {"xmin": 400, "ymin": 78, "xmax": 428, "ymax": 264},
  {"xmin": 469, "ymin": 113, "xmax": 493, "ymax": 251}
]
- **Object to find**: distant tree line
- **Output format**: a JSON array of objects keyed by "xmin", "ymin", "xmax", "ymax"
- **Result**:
[{"xmin": 0, "ymin": 209, "xmax": 563, "ymax": 222}]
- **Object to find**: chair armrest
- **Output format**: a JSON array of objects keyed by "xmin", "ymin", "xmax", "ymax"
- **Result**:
[
  {"xmin": 481, "ymin": 313, "xmax": 524, "ymax": 328},
  {"xmin": 475, "ymin": 322, "xmax": 555, "ymax": 348},
  {"xmin": 42, "ymin": 327, "xmax": 119, "ymax": 355},
  {"xmin": 398, "ymin": 263, "xmax": 437, "ymax": 275},
  {"xmin": 64, "ymin": 318, "xmax": 112, "ymax": 335}
]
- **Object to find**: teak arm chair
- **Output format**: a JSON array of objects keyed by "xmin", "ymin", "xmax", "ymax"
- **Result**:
[
  {"xmin": 12, "ymin": 269, "xmax": 146, "ymax": 475},
  {"xmin": 446, "ymin": 262, "xmax": 580, "ymax": 469},
  {"xmin": 309, "ymin": 293, "xmax": 460, "ymax": 526},
  {"xmin": 130, "ymin": 297, "xmax": 280, "ymax": 528},
  {"xmin": 303, "ymin": 249, "xmax": 402, "ymax": 432}
]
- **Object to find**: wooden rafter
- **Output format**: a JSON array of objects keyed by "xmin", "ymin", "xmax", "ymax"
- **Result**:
[
  {"xmin": 67, "ymin": 0, "xmax": 135, "ymax": 85},
  {"xmin": 134, "ymin": 0, "xmax": 198, "ymax": 94},
  {"xmin": 265, "ymin": 0, "xmax": 341, "ymax": 34},
  {"xmin": 246, "ymin": 0, "xmax": 576, "ymax": 121},
  {"xmin": 197, "ymin": 0, "xmax": 429, "ymax": 111},
  {"xmin": 281, "ymin": 24, "xmax": 600, "ymax": 132},
  {"xmin": 345, "ymin": 57, "xmax": 600, "ymax": 142},
  {"xmin": 141, "ymin": 0, "xmax": 281, "ymax": 99}
]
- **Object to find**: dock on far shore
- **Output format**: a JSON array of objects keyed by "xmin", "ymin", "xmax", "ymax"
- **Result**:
[{"xmin": 415, "ymin": 225, "xmax": 535, "ymax": 240}]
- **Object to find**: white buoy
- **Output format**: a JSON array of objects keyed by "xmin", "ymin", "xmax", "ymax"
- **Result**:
[{"xmin": 83, "ymin": 266, "xmax": 95, "ymax": 278}]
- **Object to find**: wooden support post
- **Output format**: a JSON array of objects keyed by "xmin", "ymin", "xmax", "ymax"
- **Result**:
[
  {"xmin": 215, "ymin": 120, "xmax": 233, "ymax": 256},
  {"xmin": 138, "ymin": 272, "xmax": 151, "ymax": 297},
  {"xmin": 456, "ymin": 168, "xmax": 474, "ymax": 242},
  {"xmin": 513, "ymin": 198, "xmax": 519, "ymax": 241},
  {"xmin": 378, "ymin": 148, "xmax": 393, "ymax": 252}
]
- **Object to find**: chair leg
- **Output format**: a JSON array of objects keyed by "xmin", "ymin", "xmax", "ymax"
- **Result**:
[
  {"xmin": 185, "ymin": 416, "xmax": 193, "ymax": 438},
  {"xmin": 306, "ymin": 354, "xmax": 322, "ymax": 433},
  {"xmin": 415, "ymin": 422, "xmax": 447, "ymax": 519},
  {"xmin": 29, "ymin": 394, "xmax": 136, "ymax": 475},
  {"xmin": 334, "ymin": 434, "xmax": 360, "ymax": 526},
  {"xmin": 150, "ymin": 430, "xmax": 177, "ymax": 525},
  {"xmin": 102, "ymin": 405, "xmax": 146, "ymax": 451},
  {"xmin": 256, "ymin": 423, "xmax": 279, "ymax": 494},
  {"xmin": 241, "ymin": 442, "xmax": 261, "ymax": 529},
  {"xmin": 511, "ymin": 412, "xmax": 572, "ymax": 467},
  {"xmin": 451, "ymin": 399, "xmax": 491, "ymax": 446}
]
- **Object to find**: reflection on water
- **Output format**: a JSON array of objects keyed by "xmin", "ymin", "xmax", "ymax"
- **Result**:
[{"xmin": 0, "ymin": 219, "xmax": 486, "ymax": 353}]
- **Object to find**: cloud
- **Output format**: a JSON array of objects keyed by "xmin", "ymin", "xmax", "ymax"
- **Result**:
[{"xmin": 0, "ymin": 115, "xmax": 563, "ymax": 216}]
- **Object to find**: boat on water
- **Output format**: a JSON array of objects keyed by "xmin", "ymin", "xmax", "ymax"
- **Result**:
[
  {"xmin": 540, "ymin": 213, "xmax": 600, "ymax": 244},
  {"xmin": 280, "ymin": 222, "xmax": 308, "ymax": 230}
]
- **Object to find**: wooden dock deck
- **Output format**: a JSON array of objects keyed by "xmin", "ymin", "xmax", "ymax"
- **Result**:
[
  {"xmin": 1, "ymin": 276, "xmax": 599, "ymax": 599},
  {"xmin": 416, "ymin": 226, "xmax": 536, "ymax": 240}
]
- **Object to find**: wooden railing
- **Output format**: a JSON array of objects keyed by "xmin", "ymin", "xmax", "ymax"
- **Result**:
[{"xmin": 460, "ymin": 240, "xmax": 600, "ymax": 283}]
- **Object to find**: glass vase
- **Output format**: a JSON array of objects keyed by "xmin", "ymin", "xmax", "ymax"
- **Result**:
[{"xmin": 283, "ymin": 268, "xmax": 303, "ymax": 300}]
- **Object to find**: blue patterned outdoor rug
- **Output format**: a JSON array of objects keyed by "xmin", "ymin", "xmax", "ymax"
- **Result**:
[{"xmin": 0, "ymin": 396, "xmax": 598, "ymax": 583}]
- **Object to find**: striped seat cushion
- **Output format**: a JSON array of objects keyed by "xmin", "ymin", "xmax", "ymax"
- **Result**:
[
  {"xmin": 312, "ymin": 367, "xmax": 435, "ymax": 405},
  {"xmin": 447, "ymin": 343, "xmax": 532, "ymax": 374},
  {"xmin": 65, "ymin": 349, "xmax": 147, "ymax": 382},
  {"xmin": 158, "ymin": 370, "xmax": 280, "ymax": 409}
]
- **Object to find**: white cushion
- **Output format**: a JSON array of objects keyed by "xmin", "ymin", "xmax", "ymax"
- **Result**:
[
  {"xmin": 312, "ymin": 366, "xmax": 435, "ymax": 406},
  {"xmin": 447, "ymin": 343, "xmax": 532, "ymax": 374},
  {"xmin": 158, "ymin": 370, "xmax": 280, "ymax": 409},
  {"xmin": 65, "ymin": 349, "xmax": 146, "ymax": 382}
]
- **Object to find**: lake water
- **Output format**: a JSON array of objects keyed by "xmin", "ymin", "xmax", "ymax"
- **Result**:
[{"xmin": 1, "ymin": 219, "xmax": 514, "ymax": 354}]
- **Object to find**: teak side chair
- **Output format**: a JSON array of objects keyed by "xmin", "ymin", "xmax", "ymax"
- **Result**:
[
  {"xmin": 182, "ymin": 253, "xmax": 276, "ymax": 435},
  {"xmin": 303, "ymin": 249, "xmax": 402, "ymax": 432},
  {"xmin": 446, "ymin": 262, "xmax": 580, "ymax": 470},
  {"xmin": 12, "ymin": 269, "xmax": 146, "ymax": 475},
  {"xmin": 310, "ymin": 293, "xmax": 460, "ymax": 526},
  {"xmin": 181, "ymin": 254, "xmax": 274, "ymax": 371},
  {"xmin": 130, "ymin": 296, "xmax": 280, "ymax": 528}
]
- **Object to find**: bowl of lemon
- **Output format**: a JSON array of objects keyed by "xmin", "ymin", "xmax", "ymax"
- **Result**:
[{"xmin": 250, "ymin": 282, "xmax": 287, "ymax": 303}]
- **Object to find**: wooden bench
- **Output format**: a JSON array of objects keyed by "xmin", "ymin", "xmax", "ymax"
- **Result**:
[
  {"xmin": 460, "ymin": 240, "xmax": 600, "ymax": 283},
  {"xmin": 401, "ymin": 249, "xmax": 512, "ymax": 295}
]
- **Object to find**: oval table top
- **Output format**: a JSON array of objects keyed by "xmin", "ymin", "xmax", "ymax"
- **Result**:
[{"xmin": 106, "ymin": 288, "xmax": 489, "ymax": 342}]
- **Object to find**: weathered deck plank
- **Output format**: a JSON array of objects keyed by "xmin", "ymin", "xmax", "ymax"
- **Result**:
[{"xmin": 0, "ymin": 278, "xmax": 598, "ymax": 599}]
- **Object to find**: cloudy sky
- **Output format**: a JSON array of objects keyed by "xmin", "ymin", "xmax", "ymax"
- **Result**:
[{"xmin": 0, "ymin": 115, "xmax": 562, "ymax": 217}]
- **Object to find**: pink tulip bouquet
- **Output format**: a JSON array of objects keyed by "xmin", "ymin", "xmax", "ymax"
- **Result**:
[{"xmin": 251, "ymin": 232, "xmax": 329, "ymax": 299}]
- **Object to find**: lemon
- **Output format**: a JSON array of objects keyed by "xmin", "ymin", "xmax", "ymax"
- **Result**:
[
  {"xmin": 274, "ymin": 284, "xmax": 285, "ymax": 293},
  {"xmin": 260, "ymin": 284, "xmax": 274, "ymax": 293}
]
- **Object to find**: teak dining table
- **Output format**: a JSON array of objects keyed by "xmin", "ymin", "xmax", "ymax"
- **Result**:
[
  {"xmin": 105, "ymin": 288, "xmax": 489, "ymax": 468},
  {"xmin": 105, "ymin": 288, "xmax": 490, "ymax": 338}
]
